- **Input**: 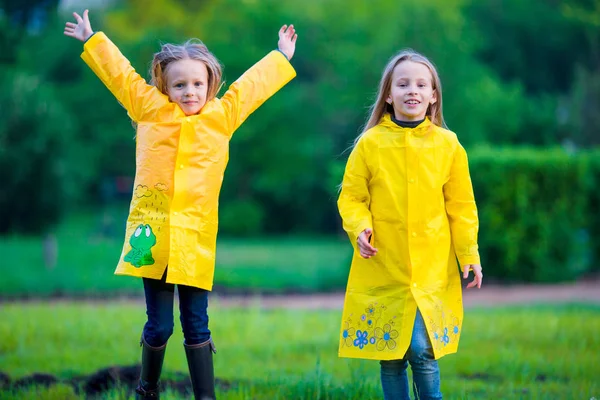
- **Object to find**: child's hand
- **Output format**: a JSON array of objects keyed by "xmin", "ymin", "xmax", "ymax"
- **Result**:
[
  {"xmin": 278, "ymin": 24, "xmax": 297, "ymax": 61},
  {"xmin": 64, "ymin": 9, "xmax": 94, "ymax": 42},
  {"xmin": 463, "ymin": 264, "xmax": 483, "ymax": 289},
  {"xmin": 357, "ymin": 228, "xmax": 378, "ymax": 259}
]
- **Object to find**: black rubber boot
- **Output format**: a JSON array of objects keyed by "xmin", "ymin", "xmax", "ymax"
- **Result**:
[
  {"xmin": 135, "ymin": 335, "xmax": 167, "ymax": 399},
  {"xmin": 184, "ymin": 338, "xmax": 216, "ymax": 400}
]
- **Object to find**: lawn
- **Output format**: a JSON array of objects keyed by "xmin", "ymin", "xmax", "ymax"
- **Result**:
[
  {"xmin": 0, "ymin": 303, "xmax": 598, "ymax": 399},
  {"xmin": 0, "ymin": 211, "xmax": 351, "ymax": 298}
]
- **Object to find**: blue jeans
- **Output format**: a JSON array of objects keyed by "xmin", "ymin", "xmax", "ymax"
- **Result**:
[
  {"xmin": 380, "ymin": 309, "xmax": 442, "ymax": 400},
  {"xmin": 142, "ymin": 269, "xmax": 211, "ymax": 347}
]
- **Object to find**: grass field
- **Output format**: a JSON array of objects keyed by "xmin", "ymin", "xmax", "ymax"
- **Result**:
[
  {"xmin": 0, "ymin": 211, "xmax": 351, "ymax": 298},
  {"xmin": 1, "ymin": 303, "xmax": 599, "ymax": 399}
]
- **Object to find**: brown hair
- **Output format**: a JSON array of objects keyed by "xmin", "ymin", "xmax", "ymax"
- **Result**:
[
  {"xmin": 150, "ymin": 39, "xmax": 223, "ymax": 101},
  {"xmin": 358, "ymin": 49, "xmax": 446, "ymax": 143}
]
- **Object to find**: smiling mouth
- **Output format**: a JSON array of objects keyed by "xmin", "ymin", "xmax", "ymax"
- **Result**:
[{"xmin": 405, "ymin": 100, "xmax": 420, "ymax": 104}]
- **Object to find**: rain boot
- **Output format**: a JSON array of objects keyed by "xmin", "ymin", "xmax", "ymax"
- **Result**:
[
  {"xmin": 135, "ymin": 335, "xmax": 167, "ymax": 399},
  {"xmin": 184, "ymin": 338, "xmax": 216, "ymax": 400}
]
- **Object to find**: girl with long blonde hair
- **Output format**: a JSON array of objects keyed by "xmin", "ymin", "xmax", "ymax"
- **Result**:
[{"xmin": 337, "ymin": 49, "xmax": 483, "ymax": 399}]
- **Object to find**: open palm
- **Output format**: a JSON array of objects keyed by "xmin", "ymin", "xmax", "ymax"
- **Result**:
[
  {"xmin": 64, "ymin": 9, "xmax": 93, "ymax": 42},
  {"xmin": 278, "ymin": 24, "xmax": 297, "ymax": 60}
]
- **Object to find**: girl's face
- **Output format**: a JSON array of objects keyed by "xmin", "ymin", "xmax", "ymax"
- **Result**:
[
  {"xmin": 387, "ymin": 61, "xmax": 437, "ymax": 122},
  {"xmin": 165, "ymin": 59, "xmax": 209, "ymax": 116}
]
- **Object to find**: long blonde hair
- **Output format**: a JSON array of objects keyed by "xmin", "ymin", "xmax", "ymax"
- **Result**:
[
  {"xmin": 357, "ymin": 49, "xmax": 446, "ymax": 144},
  {"xmin": 150, "ymin": 39, "xmax": 223, "ymax": 102}
]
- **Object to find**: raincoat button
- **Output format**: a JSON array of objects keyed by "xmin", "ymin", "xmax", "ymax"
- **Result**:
[
  {"xmin": 412, "ymin": 232, "xmax": 417, "ymax": 237},
  {"xmin": 409, "ymin": 178, "xmax": 415, "ymax": 183},
  {"xmin": 180, "ymin": 164, "xmax": 184, "ymax": 169},
  {"xmin": 173, "ymin": 212, "xmax": 178, "ymax": 216},
  {"xmin": 413, "ymin": 283, "xmax": 417, "ymax": 287}
]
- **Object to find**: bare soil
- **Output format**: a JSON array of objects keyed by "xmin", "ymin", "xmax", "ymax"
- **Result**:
[{"xmin": 210, "ymin": 280, "xmax": 600, "ymax": 309}]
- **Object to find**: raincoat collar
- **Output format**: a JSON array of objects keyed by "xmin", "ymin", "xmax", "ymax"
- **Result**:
[{"xmin": 380, "ymin": 113, "xmax": 433, "ymax": 136}]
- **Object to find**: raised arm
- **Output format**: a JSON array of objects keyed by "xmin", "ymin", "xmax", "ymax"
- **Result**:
[
  {"xmin": 219, "ymin": 25, "xmax": 297, "ymax": 136},
  {"xmin": 64, "ymin": 10, "xmax": 167, "ymax": 122}
]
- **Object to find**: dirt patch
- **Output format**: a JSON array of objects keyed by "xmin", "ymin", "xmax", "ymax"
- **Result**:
[
  {"xmin": 210, "ymin": 281, "xmax": 600, "ymax": 309},
  {"xmin": 0, "ymin": 366, "xmax": 234, "ymax": 398},
  {"xmin": 2, "ymin": 281, "xmax": 599, "ymax": 309}
]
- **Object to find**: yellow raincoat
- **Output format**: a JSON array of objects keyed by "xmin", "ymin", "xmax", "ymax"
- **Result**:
[
  {"xmin": 81, "ymin": 33, "xmax": 296, "ymax": 290},
  {"xmin": 337, "ymin": 114, "xmax": 479, "ymax": 360}
]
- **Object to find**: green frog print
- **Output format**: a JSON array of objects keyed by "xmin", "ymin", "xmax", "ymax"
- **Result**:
[{"xmin": 124, "ymin": 224, "xmax": 157, "ymax": 267}]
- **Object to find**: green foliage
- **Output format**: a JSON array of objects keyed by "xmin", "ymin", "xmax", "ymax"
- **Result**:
[
  {"xmin": 1, "ymin": 303, "xmax": 599, "ymax": 399},
  {"xmin": 469, "ymin": 147, "xmax": 599, "ymax": 282},
  {"xmin": 585, "ymin": 151, "xmax": 600, "ymax": 272},
  {"xmin": 465, "ymin": 0, "xmax": 600, "ymax": 146},
  {"xmin": 0, "ymin": 69, "xmax": 77, "ymax": 234},
  {"xmin": 218, "ymin": 199, "xmax": 265, "ymax": 236}
]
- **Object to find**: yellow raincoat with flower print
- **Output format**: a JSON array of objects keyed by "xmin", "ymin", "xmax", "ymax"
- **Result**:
[
  {"xmin": 81, "ymin": 32, "xmax": 296, "ymax": 290},
  {"xmin": 337, "ymin": 114, "xmax": 480, "ymax": 360}
]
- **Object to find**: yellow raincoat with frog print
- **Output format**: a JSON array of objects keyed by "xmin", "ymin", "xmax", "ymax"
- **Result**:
[
  {"xmin": 337, "ymin": 115, "xmax": 480, "ymax": 360},
  {"xmin": 81, "ymin": 32, "xmax": 296, "ymax": 290}
]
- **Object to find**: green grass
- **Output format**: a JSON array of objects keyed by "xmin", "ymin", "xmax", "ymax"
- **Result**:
[
  {"xmin": 1, "ymin": 303, "xmax": 599, "ymax": 399},
  {"xmin": 0, "ymin": 211, "xmax": 351, "ymax": 298}
]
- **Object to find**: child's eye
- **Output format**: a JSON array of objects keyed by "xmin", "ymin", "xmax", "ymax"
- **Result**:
[
  {"xmin": 175, "ymin": 83, "xmax": 184, "ymax": 88},
  {"xmin": 194, "ymin": 82, "xmax": 204, "ymax": 87}
]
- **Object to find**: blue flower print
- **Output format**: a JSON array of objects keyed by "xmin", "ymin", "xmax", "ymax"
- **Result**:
[
  {"xmin": 375, "ymin": 324, "xmax": 399, "ymax": 350},
  {"xmin": 451, "ymin": 317, "xmax": 460, "ymax": 336},
  {"xmin": 353, "ymin": 330, "xmax": 369, "ymax": 349},
  {"xmin": 365, "ymin": 304, "xmax": 376, "ymax": 316},
  {"xmin": 342, "ymin": 321, "xmax": 356, "ymax": 347},
  {"xmin": 370, "ymin": 337, "xmax": 376, "ymax": 345},
  {"xmin": 442, "ymin": 328, "xmax": 450, "ymax": 345},
  {"xmin": 361, "ymin": 314, "xmax": 366, "ymax": 321}
]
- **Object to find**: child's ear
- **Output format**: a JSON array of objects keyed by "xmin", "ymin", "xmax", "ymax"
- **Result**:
[
  {"xmin": 430, "ymin": 91, "xmax": 437, "ymax": 105},
  {"xmin": 386, "ymin": 96, "xmax": 392, "ymax": 105}
]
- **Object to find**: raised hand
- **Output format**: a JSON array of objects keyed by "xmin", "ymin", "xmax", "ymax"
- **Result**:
[
  {"xmin": 277, "ymin": 24, "xmax": 297, "ymax": 61},
  {"xmin": 64, "ymin": 9, "xmax": 94, "ymax": 42},
  {"xmin": 357, "ymin": 228, "xmax": 378, "ymax": 259},
  {"xmin": 463, "ymin": 264, "xmax": 483, "ymax": 289}
]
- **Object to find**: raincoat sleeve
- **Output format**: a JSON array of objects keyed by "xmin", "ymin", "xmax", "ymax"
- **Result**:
[
  {"xmin": 443, "ymin": 142, "xmax": 480, "ymax": 269},
  {"xmin": 80, "ymin": 32, "xmax": 167, "ymax": 123},
  {"xmin": 220, "ymin": 50, "xmax": 296, "ymax": 136},
  {"xmin": 337, "ymin": 138, "xmax": 373, "ymax": 250}
]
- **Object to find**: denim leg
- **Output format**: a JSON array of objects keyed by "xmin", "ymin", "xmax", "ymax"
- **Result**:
[
  {"xmin": 142, "ymin": 270, "xmax": 175, "ymax": 347},
  {"xmin": 380, "ymin": 359, "xmax": 411, "ymax": 400},
  {"xmin": 178, "ymin": 284, "xmax": 211, "ymax": 345},
  {"xmin": 406, "ymin": 310, "xmax": 442, "ymax": 400}
]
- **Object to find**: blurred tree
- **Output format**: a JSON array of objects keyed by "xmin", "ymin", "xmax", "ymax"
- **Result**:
[
  {"xmin": 0, "ymin": 0, "xmax": 59, "ymax": 30},
  {"xmin": 465, "ymin": 0, "xmax": 599, "ymax": 146},
  {"xmin": 465, "ymin": 0, "xmax": 589, "ymax": 94},
  {"xmin": 0, "ymin": 70, "xmax": 76, "ymax": 234},
  {"xmin": 562, "ymin": 0, "xmax": 600, "ymax": 146}
]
